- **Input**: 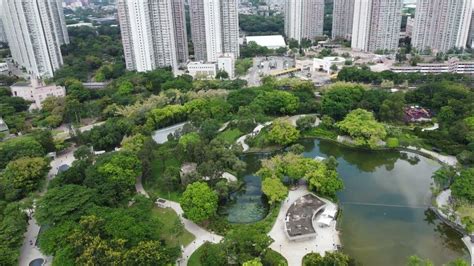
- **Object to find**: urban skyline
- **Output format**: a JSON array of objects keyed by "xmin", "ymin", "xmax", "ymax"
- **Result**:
[
  {"xmin": 412, "ymin": 0, "xmax": 473, "ymax": 52},
  {"xmin": 284, "ymin": 0, "xmax": 325, "ymax": 42},
  {"xmin": 1, "ymin": 0, "xmax": 69, "ymax": 78}
]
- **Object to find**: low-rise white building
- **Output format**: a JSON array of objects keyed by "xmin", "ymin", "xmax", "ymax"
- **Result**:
[
  {"xmin": 313, "ymin": 57, "xmax": 347, "ymax": 73},
  {"xmin": 391, "ymin": 59, "xmax": 474, "ymax": 74},
  {"xmin": 10, "ymin": 79, "xmax": 66, "ymax": 110},
  {"xmin": 187, "ymin": 62, "xmax": 217, "ymax": 79},
  {"xmin": 217, "ymin": 53, "xmax": 235, "ymax": 79},
  {"xmin": 246, "ymin": 35, "xmax": 286, "ymax": 49},
  {"xmin": 0, "ymin": 62, "xmax": 8, "ymax": 72}
]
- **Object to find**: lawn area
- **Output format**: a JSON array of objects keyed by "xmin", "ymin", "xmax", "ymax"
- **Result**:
[
  {"xmin": 458, "ymin": 205, "xmax": 474, "ymax": 220},
  {"xmin": 144, "ymin": 141, "xmax": 183, "ymax": 202},
  {"xmin": 152, "ymin": 207, "xmax": 195, "ymax": 247},
  {"xmin": 188, "ymin": 243, "xmax": 209, "ymax": 266},
  {"xmin": 301, "ymin": 126, "xmax": 338, "ymax": 140},
  {"xmin": 216, "ymin": 128, "xmax": 243, "ymax": 143}
]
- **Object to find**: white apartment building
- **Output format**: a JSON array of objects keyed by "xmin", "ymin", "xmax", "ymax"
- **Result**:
[
  {"xmin": 285, "ymin": 0, "xmax": 324, "ymax": 42},
  {"xmin": 352, "ymin": 0, "xmax": 403, "ymax": 52},
  {"xmin": 391, "ymin": 59, "xmax": 474, "ymax": 74},
  {"xmin": 117, "ymin": 0, "xmax": 179, "ymax": 73},
  {"xmin": 217, "ymin": 53, "xmax": 235, "ymax": 79},
  {"xmin": 412, "ymin": 0, "xmax": 473, "ymax": 52},
  {"xmin": 171, "ymin": 0, "xmax": 189, "ymax": 64},
  {"xmin": 189, "ymin": 0, "xmax": 240, "ymax": 62},
  {"xmin": 332, "ymin": 0, "xmax": 355, "ymax": 40},
  {"xmin": 467, "ymin": 10, "xmax": 474, "ymax": 48},
  {"xmin": 0, "ymin": 19, "xmax": 7, "ymax": 43},
  {"xmin": 1, "ymin": 0, "xmax": 69, "ymax": 78},
  {"xmin": 187, "ymin": 61, "xmax": 217, "ymax": 79},
  {"xmin": 10, "ymin": 79, "xmax": 66, "ymax": 110}
]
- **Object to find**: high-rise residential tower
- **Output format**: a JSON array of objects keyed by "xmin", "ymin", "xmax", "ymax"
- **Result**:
[
  {"xmin": 221, "ymin": 0, "xmax": 240, "ymax": 58},
  {"xmin": 284, "ymin": 0, "xmax": 325, "ymax": 42},
  {"xmin": 332, "ymin": 0, "xmax": 355, "ymax": 40},
  {"xmin": 117, "ymin": 0, "xmax": 178, "ymax": 73},
  {"xmin": 171, "ymin": 0, "xmax": 189, "ymax": 64},
  {"xmin": 352, "ymin": 0, "xmax": 403, "ymax": 52},
  {"xmin": 0, "ymin": 19, "xmax": 7, "ymax": 43},
  {"xmin": 412, "ymin": 0, "xmax": 473, "ymax": 52},
  {"xmin": 469, "ymin": 10, "xmax": 474, "ymax": 48},
  {"xmin": 189, "ymin": 0, "xmax": 240, "ymax": 62},
  {"xmin": 1, "ymin": 0, "xmax": 69, "ymax": 78}
]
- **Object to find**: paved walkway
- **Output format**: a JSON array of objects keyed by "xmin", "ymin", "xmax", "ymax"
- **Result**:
[
  {"xmin": 135, "ymin": 175, "xmax": 223, "ymax": 266},
  {"xmin": 151, "ymin": 122, "xmax": 188, "ymax": 144},
  {"xmin": 268, "ymin": 186, "xmax": 340, "ymax": 266},
  {"xmin": 406, "ymin": 146, "xmax": 458, "ymax": 166},
  {"xmin": 19, "ymin": 148, "xmax": 77, "ymax": 266},
  {"xmin": 436, "ymin": 190, "xmax": 474, "ymax": 266},
  {"xmin": 421, "ymin": 123, "xmax": 439, "ymax": 132},
  {"xmin": 236, "ymin": 122, "xmax": 273, "ymax": 152}
]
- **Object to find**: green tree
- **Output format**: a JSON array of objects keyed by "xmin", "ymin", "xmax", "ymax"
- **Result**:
[
  {"xmin": 262, "ymin": 178, "xmax": 288, "ymax": 204},
  {"xmin": 84, "ymin": 152, "xmax": 142, "ymax": 206},
  {"xmin": 337, "ymin": 109, "xmax": 387, "ymax": 148},
  {"xmin": 0, "ymin": 201, "xmax": 29, "ymax": 266},
  {"xmin": 124, "ymin": 240, "xmax": 175, "ymax": 265},
  {"xmin": 451, "ymin": 168, "xmax": 474, "ymax": 203},
  {"xmin": 296, "ymin": 115, "xmax": 316, "ymax": 131},
  {"xmin": 406, "ymin": 255, "xmax": 434, "ymax": 266},
  {"xmin": 36, "ymin": 185, "xmax": 97, "ymax": 225},
  {"xmin": 121, "ymin": 134, "xmax": 147, "ymax": 154},
  {"xmin": 304, "ymin": 251, "xmax": 350, "ymax": 266},
  {"xmin": 0, "ymin": 137, "xmax": 45, "ymax": 168},
  {"xmin": 243, "ymin": 258, "xmax": 263, "ymax": 266},
  {"xmin": 180, "ymin": 182, "xmax": 218, "ymax": 223},
  {"xmin": 252, "ymin": 91, "xmax": 299, "ymax": 115},
  {"xmin": 199, "ymin": 243, "xmax": 227, "ymax": 265},
  {"xmin": 223, "ymin": 227, "xmax": 272, "ymax": 264},
  {"xmin": 321, "ymin": 82, "xmax": 366, "ymax": 120},
  {"xmin": 305, "ymin": 163, "xmax": 344, "ymax": 199},
  {"xmin": 1, "ymin": 157, "xmax": 49, "ymax": 200},
  {"xmin": 267, "ymin": 120, "xmax": 300, "ymax": 146},
  {"xmin": 379, "ymin": 92, "xmax": 406, "ymax": 122}
]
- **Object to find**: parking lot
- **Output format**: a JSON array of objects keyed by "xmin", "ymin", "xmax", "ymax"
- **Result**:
[{"xmin": 245, "ymin": 56, "xmax": 295, "ymax": 86}]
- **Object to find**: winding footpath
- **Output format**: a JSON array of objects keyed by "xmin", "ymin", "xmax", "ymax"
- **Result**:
[
  {"xmin": 135, "ymin": 176, "xmax": 223, "ymax": 266},
  {"xmin": 19, "ymin": 148, "xmax": 77, "ymax": 266}
]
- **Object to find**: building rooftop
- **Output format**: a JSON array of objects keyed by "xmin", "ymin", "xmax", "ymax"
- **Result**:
[
  {"xmin": 246, "ymin": 35, "xmax": 286, "ymax": 48},
  {"xmin": 285, "ymin": 194, "xmax": 326, "ymax": 238}
]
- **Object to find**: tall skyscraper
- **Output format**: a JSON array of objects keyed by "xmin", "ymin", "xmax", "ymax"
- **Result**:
[
  {"xmin": 0, "ymin": 19, "xmax": 7, "ymax": 43},
  {"xmin": 412, "ymin": 0, "xmax": 473, "ymax": 52},
  {"xmin": 284, "ymin": 0, "xmax": 324, "ymax": 42},
  {"xmin": 469, "ymin": 10, "xmax": 474, "ymax": 48},
  {"xmin": 189, "ymin": 0, "xmax": 240, "ymax": 62},
  {"xmin": 1, "ymin": 0, "xmax": 69, "ymax": 78},
  {"xmin": 117, "ymin": 0, "xmax": 178, "ymax": 73},
  {"xmin": 171, "ymin": 0, "xmax": 189, "ymax": 64},
  {"xmin": 351, "ymin": 0, "xmax": 403, "ymax": 52},
  {"xmin": 332, "ymin": 0, "xmax": 355, "ymax": 40},
  {"xmin": 221, "ymin": 0, "xmax": 240, "ymax": 58}
]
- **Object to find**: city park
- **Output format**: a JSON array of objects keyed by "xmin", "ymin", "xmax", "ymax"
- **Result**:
[{"xmin": 3, "ymin": 69, "xmax": 472, "ymax": 265}]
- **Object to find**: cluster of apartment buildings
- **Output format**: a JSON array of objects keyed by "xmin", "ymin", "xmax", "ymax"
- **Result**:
[
  {"xmin": 287, "ymin": 0, "xmax": 474, "ymax": 53},
  {"xmin": 117, "ymin": 0, "xmax": 239, "ymax": 78}
]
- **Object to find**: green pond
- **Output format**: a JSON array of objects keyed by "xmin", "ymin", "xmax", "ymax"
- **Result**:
[{"xmin": 223, "ymin": 139, "xmax": 469, "ymax": 265}]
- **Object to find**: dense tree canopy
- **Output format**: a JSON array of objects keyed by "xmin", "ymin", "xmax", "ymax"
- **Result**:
[
  {"xmin": 180, "ymin": 182, "xmax": 218, "ymax": 223},
  {"xmin": 451, "ymin": 168, "xmax": 474, "ymax": 203},
  {"xmin": 337, "ymin": 109, "xmax": 387, "ymax": 148},
  {"xmin": 222, "ymin": 227, "xmax": 272, "ymax": 264},
  {"xmin": 1, "ymin": 157, "xmax": 49, "ymax": 200},
  {"xmin": 321, "ymin": 82, "xmax": 366, "ymax": 120},
  {"xmin": 262, "ymin": 177, "xmax": 288, "ymax": 204},
  {"xmin": 267, "ymin": 120, "xmax": 300, "ymax": 146}
]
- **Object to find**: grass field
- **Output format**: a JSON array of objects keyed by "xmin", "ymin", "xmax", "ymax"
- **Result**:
[
  {"xmin": 152, "ymin": 207, "xmax": 195, "ymax": 247},
  {"xmin": 216, "ymin": 128, "xmax": 243, "ymax": 143}
]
